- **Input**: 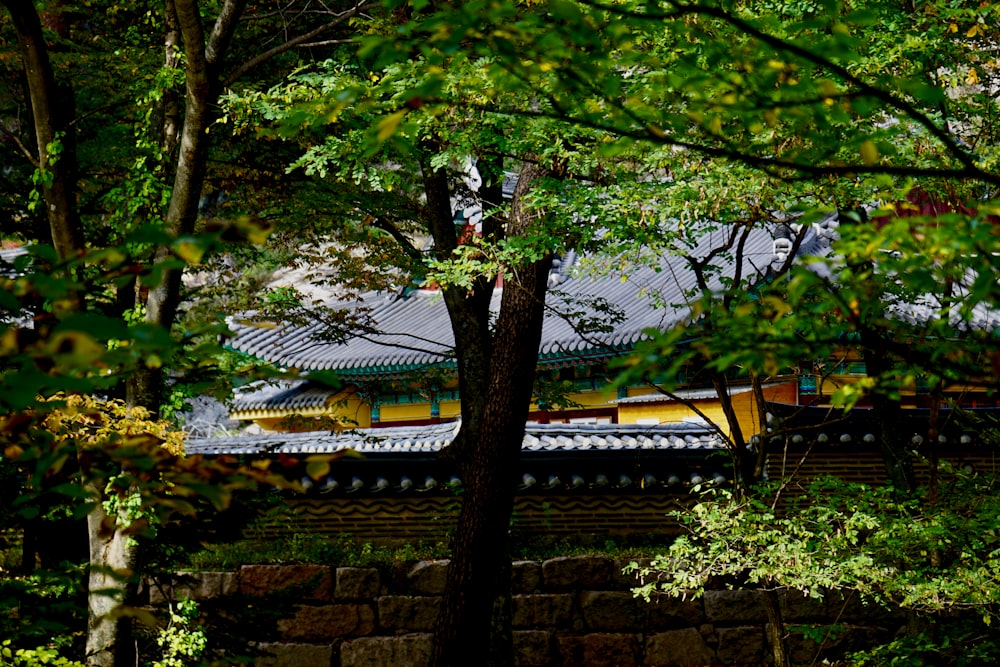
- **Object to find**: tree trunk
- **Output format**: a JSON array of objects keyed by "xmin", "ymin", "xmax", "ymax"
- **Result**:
[
  {"xmin": 84, "ymin": 489, "xmax": 138, "ymax": 667},
  {"xmin": 841, "ymin": 208, "xmax": 916, "ymax": 494},
  {"xmin": 861, "ymin": 335, "xmax": 916, "ymax": 493},
  {"xmin": 419, "ymin": 147, "xmax": 495, "ymax": 464},
  {"xmin": 2, "ymin": 0, "xmax": 84, "ymax": 262},
  {"xmin": 763, "ymin": 588, "xmax": 790, "ymax": 667},
  {"xmin": 432, "ymin": 162, "xmax": 554, "ymax": 667},
  {"xmin": 711, "ymin": 371, "xmax": 754, "ymax": 495},
  {"xmin": 129, "ymin": 0, "xmax": 227, "ymax": 412}
]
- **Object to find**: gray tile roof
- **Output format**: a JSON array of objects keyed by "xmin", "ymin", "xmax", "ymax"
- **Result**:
[
  {"xmin": 762, "ymin": 403, "xmax": 999, "ymax": 449},
  {"xmin": 231, "ymin": 379, "xmax": 338, "ymax": 414},
  {"xmin": 0, "ymin": 245, "xmax": 28, "ymax": 278},
  {"xmin": 615, "ymin": 385, "xmax": 757, "ymax": 404},
  {"xmin": 185, "ymin": 420, "xmax": 724, "ymax": 457},
  {"xmin": 227, "ymin": 225, "xmax": 796, "ymax": 377},
  {"xmin": 185, "ymin": 420, "xmax": 730, "ymax": 494}
]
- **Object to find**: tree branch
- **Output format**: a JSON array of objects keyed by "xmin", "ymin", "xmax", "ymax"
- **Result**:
[
  {"xmin": 367, "ymin": 214, "xmax": 422, "ymax": 260},
  {"xmin": 1, "ymin": 0, "xmax": 84, "ymax": 260},
  {"xmin": 459, "ymin": 101, "xmax": 1000, "ymax": 186},
  {"xmin": 222, "ymin": 1, "xmax": 377, "ymax": 88},
  {"xmin": 0, "ymin": 123, "xmax": 39, "ymax": 167},
  {"xmin": 207, "ymin": 0, "xmax": 247, "ymax": 68},
  {"xmin": 576, "ymin": 0, "xmax": 981, "ymax": 174}
]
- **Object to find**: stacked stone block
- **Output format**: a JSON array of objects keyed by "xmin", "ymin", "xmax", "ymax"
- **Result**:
[{"xmin": 147, "ymin": 556, "xmax": 902, "ymax": 666}]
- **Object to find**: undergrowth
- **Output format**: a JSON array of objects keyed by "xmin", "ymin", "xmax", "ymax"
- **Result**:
[{"xmin": 182, "ymin": 499, "xmax": 674, "ymax": 569}]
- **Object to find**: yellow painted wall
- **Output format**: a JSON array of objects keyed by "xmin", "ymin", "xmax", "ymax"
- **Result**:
[
  {"xmin": 339, "ymin": 392, "xmax": 373, "ymax": 427},
  {"xmin": 246, "ymin": 380, "xmax": 801, "ymax": 439},
  {"xmin": 374, "ymin": 398, "xmax": 462, "ymax": 423},
  {"xmin": 378, "ymin": 402, "xmax": 426, "ymax": 422},
  {"xmin": 618, "ymin": 382, "xmax": 797, "ymax": 438},
  {"xmin": 814, "ymin": 374, "xmax": 917, "ymax": 402},
  {"xmin": 619, "ymin": 400, "xmax": 726, "ymax": 429},
  {"xmin": 625, "ymin": 387, "xmax": 660, "ymax": 400},
  {"xmin": 439, "ymin": 399, "xmax": 461, "ymax": 420},
  {"xmin": 528, "ymin": 388, "xmax": 617, "ymax": 412}
]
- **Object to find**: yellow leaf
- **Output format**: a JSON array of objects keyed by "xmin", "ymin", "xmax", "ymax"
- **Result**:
[
  {"xmin": 0, "ymin": 328, "xmax": 18, "ymax": 355},
  {"xmin": 233, "ymin": 319, "xmax": 278, "ymax": 329},
  {"xmin": 966, "ymin": 68, "xmax": 979, "ymax": 85},
  {"xmin": 376, "ymin": 110, "xmax": 407, "ymax": 142},
  {"xmin": 234, "ymin": 216, "xmax": 273, "ymax": 245},
  {"xmin": 173, "ymin": 238, "xmax": 205, "ymax": 265},
  {"xmin": 967, "ymin": 24, "xmax": 980, "ymax": 38},
  {"xmin": 859, "ymin": 140, "xmax": 879, "ymax": 166},
  {"xmin": 48, "ymin": 331, "xmax": 104, "ymax": 363},
  {"xmin": 948, "ymin": 22, "xmax": 958, "ymax": 33},
  {"xmin": 306, "ymin": 460, "xmax": 331, "ymax": 480}
]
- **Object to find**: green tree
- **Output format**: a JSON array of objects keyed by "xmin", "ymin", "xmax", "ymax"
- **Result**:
[
  {"xmin": 226, "ymin": 52, "xmax": 595, "ymax": 664},
  {"xmin": 310, "ymin": 0, "xmax": 998, "ymax": 663},
  {"xmin": 5, "ymin": 1, "xmax": 998, "ymax": 666},
  {"xmin": 1, "ymin": 2, "xmax": 374, "ymax": 665}
]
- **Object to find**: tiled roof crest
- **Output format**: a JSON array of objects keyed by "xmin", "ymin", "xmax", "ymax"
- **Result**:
[{"xmin": 185, "ymin": 420, "xmax": 724, "ymax": 457}]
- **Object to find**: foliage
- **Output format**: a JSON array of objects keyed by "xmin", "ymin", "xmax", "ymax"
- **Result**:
[
  {"xmin": 365, "ymin": 0, "xmax": 998, "ymax": 182},
  {"xmin": 188, "ymin": 531, "xmax": 450, "ymax": 569},
  {"xmin": 0, "ymin": 392, "xmax": 283, "ymax": 659},
  {"xmin": 849, "ymin": 618, "xmax": 1000, "ymax": 667},
  {"xmin": 628, "ymin": 471, "xmax": 1000, "ymax": 663},
  {"xmin": 151, "ymin": 599, "xmax": 206, "ymax": 667},
  {"xmin": 5, "ymin": 393, "xmax": 243, "ymax": 523},
  {"xmin": 0, "ymin": 565, "xmax": 86, "ymax": 658},
  {"xmin": 0, "ymin": 641, "xmax": 85, "ymax": 667}
]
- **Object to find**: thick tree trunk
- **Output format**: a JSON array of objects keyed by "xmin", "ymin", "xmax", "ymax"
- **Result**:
[
  {"xmin": 432, "ymin": 162, "xmax": 554, "ymax": 667},
  {"xmin": 84, "ymin": 490, "xmax": 137, "ymax": 667},
  {"xmin": 419, "ymin": 145, "xmax": 496, "ymax": 464}
]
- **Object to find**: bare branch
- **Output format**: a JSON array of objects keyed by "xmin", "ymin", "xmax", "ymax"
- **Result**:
[
  {"xmin": 0, "ymin": 123, "xmax": 39, "ymax": 167},
  {"xmin": 367, "ymin": 214, "xmax": 423, "ymax": 260},
  {"xmin": 223, "ymin": 1, "xmax": 377, "ymax": 88},
  {"xmin": 296, "ymin": 38, "xmax": 353, "ymax": 48}
]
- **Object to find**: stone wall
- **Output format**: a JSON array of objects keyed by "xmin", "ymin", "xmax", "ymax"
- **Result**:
[{"xmin": 147, "ymin": 557, "xmax": 902, "ymax": 667}]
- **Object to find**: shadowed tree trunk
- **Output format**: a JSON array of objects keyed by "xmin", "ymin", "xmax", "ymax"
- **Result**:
[
  {"xmin": 1, "ymin": 0, "xmax": 83, "ymax": 261},
  {"xmin": 432, "ymin": 161, "xmax": 554, "ymax": 667}
]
